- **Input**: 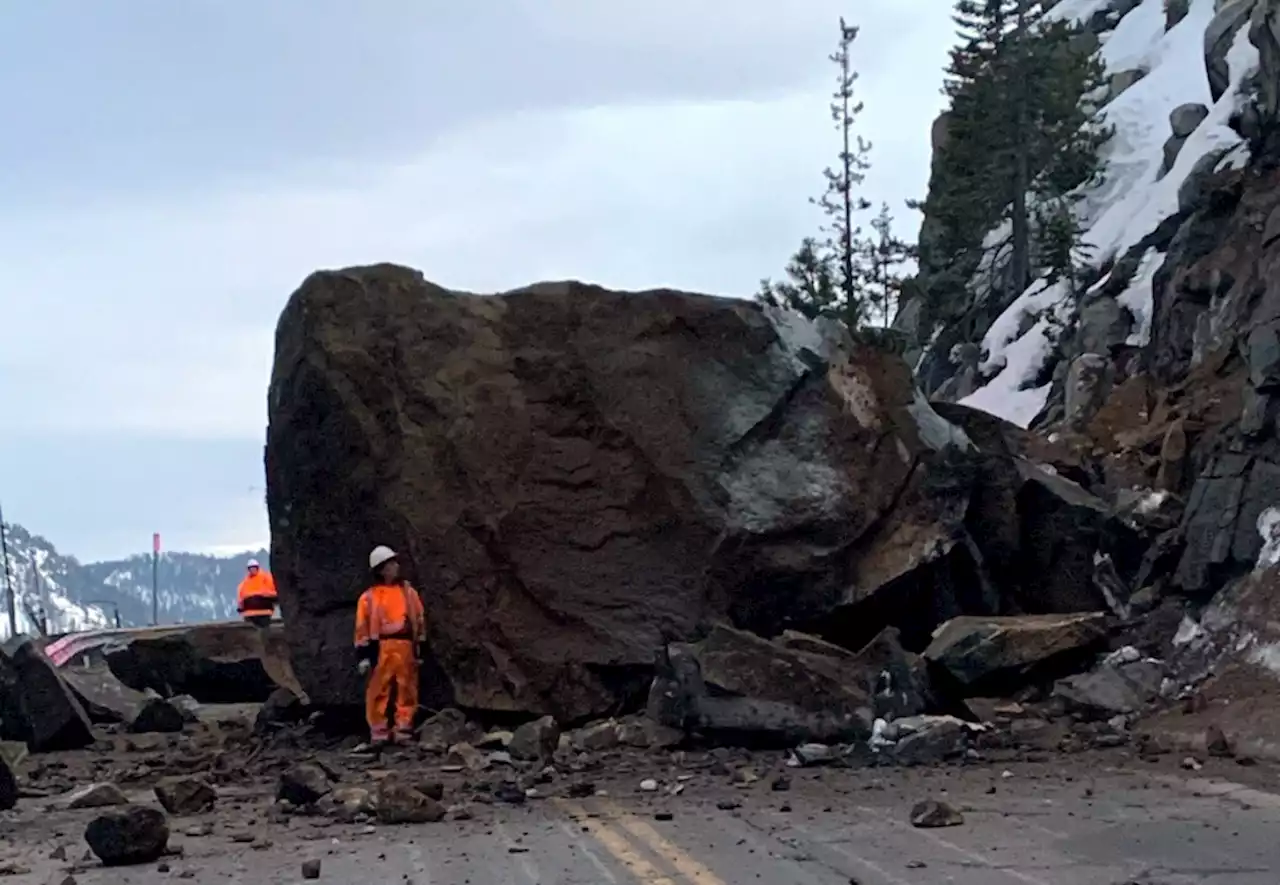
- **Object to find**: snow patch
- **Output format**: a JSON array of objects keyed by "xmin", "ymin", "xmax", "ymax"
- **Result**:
[
  {"xmin": 1255, "ymin": 506, "xmax": 1280, "ymax": 572},
  {"xmin": 1117, "ymin": 247, "xmax": 1164, "ymax": 346},
  {"xmin": 958, "ymin": 279, "xmax": 1071, "ymax": 427}
]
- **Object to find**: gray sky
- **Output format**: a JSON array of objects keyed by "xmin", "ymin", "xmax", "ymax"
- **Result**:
[{"xmin": 0, "ymin": 0, "xmax": 955, "ymax": 561}]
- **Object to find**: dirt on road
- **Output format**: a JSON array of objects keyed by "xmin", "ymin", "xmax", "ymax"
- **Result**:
[{"xmin": 3, "ymin": 728, "xmax": 1280, "ymax": 885}]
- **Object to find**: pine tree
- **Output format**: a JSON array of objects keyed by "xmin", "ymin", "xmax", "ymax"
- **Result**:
[
  {"xmin": 757, "ymin": 238, "xmax": 840, "ymax": 320},
  {"xmin": 921, "ymin": 0, "xmax": 1111, "ymax": 305},
  {"xmin": 759, "ymin": 17, "xmax": 873, "ymax": 329},
  {"xmin": 860, "ymin": 203, "xmax": 915, "ymax": 327}
]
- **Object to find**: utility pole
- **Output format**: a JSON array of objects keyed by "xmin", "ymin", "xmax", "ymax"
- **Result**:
[
  {"xmin": 152, "ymin": 532, "xmax": 160, "ymax": 626},
  {"xmin": 0, "ymin": 503, "xmax": 14, "ymax": 639}
]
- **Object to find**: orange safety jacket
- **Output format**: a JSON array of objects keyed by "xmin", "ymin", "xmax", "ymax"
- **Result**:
[
  {"xmin": 354, "ymin": 582, "xmax": 426, "ymax": 663},
  {"xmin": 237, "ymin": 571, "xmax": 278, "ymax": 618}
]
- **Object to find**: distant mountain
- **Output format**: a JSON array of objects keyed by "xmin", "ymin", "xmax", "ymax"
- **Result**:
[{"xmin": 0, "ymin": 521, "xmax": 267, "ymax": 638}]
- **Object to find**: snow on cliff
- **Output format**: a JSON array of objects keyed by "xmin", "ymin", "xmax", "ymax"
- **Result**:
[{"xmin": 959, "ymin": 0, "xmax": 1261, "ymax": 427}]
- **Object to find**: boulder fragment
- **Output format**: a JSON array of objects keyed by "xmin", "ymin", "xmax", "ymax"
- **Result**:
[
  {"xmin": 910, "ymin": 800, "xmax": 964, "ymax": 828},
  {"xmin": 1051, "ymin": 648, "xmax": 1166, "ymax": 719},
  {"xmin": 254, "ymin": 687, "xmax": 305, "ymax": 733},
  {"xmin": 657, "ymin": 624, "xmax": 875, "ymax": 746},
  {"xmin": 84, "ymin": 806, "xmax": 169, "ymax": 866},
  {"xmin": 154, "ymin": 777, "xmax": 217, "ymax": 815},
  {"xmin": 65, "ymin": 783, "xmax": 129, "ymax": 809},
  {"xmin": 276, "ymin": 763, "xmax": 332, "ymax": 806},
  {"xmin": 0, "ymin": 637, "xmax": 94, "ymax": 752},
  {"xmin": 508, "ymin": 716, "xmax": 560, "ymax": 762},
  {"xmin": 129, "ymin": 699, "xmax": 186, "ymax": 735},
  {"xmin": 924, "ymin": 613, "xmax": 1109, "ymax": 697}
]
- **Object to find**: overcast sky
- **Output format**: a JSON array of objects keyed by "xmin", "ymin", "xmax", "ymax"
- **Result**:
[{"xmin": 0, "ymin": 0, "xmax": 955, "ymax": 561}]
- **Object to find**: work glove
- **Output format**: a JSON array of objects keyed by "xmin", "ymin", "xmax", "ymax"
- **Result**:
[{"xmin": 357, "ymin": 659, "xmax": 371, "ymax": 677}]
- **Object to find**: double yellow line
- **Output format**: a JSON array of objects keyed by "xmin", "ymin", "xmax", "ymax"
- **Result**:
[{"xmin": 553, "ymin": 797, "xmax": 728, "ymax": 885}]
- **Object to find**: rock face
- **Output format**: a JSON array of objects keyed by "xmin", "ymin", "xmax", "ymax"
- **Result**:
[{"xmin": 267, "ymin": 266, "xmax": 975, "ymax": 718}]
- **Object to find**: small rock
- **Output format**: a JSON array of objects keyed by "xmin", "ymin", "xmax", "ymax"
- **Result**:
[
  {"xmin": 476, "ymin": 730, "xmax": 513, "ymax": 750},
  {"xmin": 654, "ymin": 811, "xmax": 673, "ymax": 821},
  {"xmin": 508, "ymin": 716, "xmax": 561, "ymax": 762},
  {"xmin": 49, "ymin": 845, "xmax": 68, "ymax": 860},
  {"xmin": 156, "ymin": 862, "xmax": 170, "ymax": 872},
  {"xmin": 66, "ymin": 783, "xmax": 129, "ymax": 809},
  {"xmin": 910, "ymin": 800, "xmax": 964, "ymax": 829},
  {"xmin": 416, "ymin": 781, "xmax": 445, "ymax": 802},
  {"xmin": 1205, "ymin": 725, "xmax": 1234, "ymax": 758},
  {"xmin": 566, "ymin": 782, "xmax": 595, "ymax": 799},
  {"xmin": 444, "ymin": 742, "xmax": 489, "ymax": 772},
  {"xmin": 154, "ymin": 777, "xmax": 217, "ymax": 815},
  {"xmin": 1181, "ymin": 756, "xmax": 1202, "ymax": 771},
  {"xmin": 716, "ymin": 799, "xmax": 741, "ymax": 811},
  {"xmin": 128, "ymin": 698, "xmax": 187, "ymax": 735},
  {"xmin": 418, "ymin": 708, "xmax": 482, "ymax": 754},
  {"xmin": 375, "ymin": 782, "xmax": 445, "ymax": 824},
  {"xmin": 731, "ymin": 768, "xmax": 759, "ymax": 786},
  {"xmin": 277, "ymin": 763, "xmax": 332, "ymax": 806},
  {"xmin": 770, "ymin": 775, "xmax": 792, "ymax": 792},
  {"xmin": 639, "ymin": 779, "xmax": 659, "ymax": 793},
  {"xmin": 493, "ymin": 781, "xmax": 526, "ymax": 805},
  {"xmin": 84, "ymin": 805, "xmax": 170, "ymax": 866},
  {"xmin": 301, "ymin": 859, "xmax": 322, "ymax": 879}
]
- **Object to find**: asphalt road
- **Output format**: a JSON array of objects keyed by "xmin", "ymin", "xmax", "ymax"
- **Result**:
[{"xmin": 6, "ymin": 760, "xmax": 1280, "ymax": 884}]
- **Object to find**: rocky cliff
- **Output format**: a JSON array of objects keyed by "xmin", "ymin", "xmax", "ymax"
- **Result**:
[{"xmin": 905, "ymin": 0, "xmax": 1280, "ymax": 708}]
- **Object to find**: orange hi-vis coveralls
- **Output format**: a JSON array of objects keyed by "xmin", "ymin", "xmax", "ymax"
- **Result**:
[
  {"xmin": 354, "ymin": 581, "xmax": 426, "ymax": 742},
  {"xmin": 236, "ymin": 571, "xmax": 278, "ymax": 623}
]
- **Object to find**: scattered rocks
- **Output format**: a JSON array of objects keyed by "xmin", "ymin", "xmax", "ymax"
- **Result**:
[
  {"xmin": 374, "ymin": 782, "xmax": 445, "ymax": 824},
  {"xmin": 65, "ymin": 783, "xmax": 129, "ymax": 810},
  {"xmin": 277, "ymin": 763, "xmax": 333, "ymax": 806},
  {"xmin": 910, "ymin": 800, "xmax": 964, "ymax": 828},
  {"xmin": 419, "ymin": 708, "xmax": 483, "ymax": 753},
  {"xmin": 154, "ymin": 777, "xmax": 217, "ymax": 815},
  {"xmin": 84, "ymin": 805, "xmax": 170, "ymax": 866}
]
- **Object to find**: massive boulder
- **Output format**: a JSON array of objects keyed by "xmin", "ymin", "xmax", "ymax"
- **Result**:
[{"xmin": 266, "ymin": 265, "xmax": 974, "ymax": 719}]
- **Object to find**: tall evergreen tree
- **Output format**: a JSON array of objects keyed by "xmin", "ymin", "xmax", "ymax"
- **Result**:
[
  {"xmin": 759, "ymin": 17, "xmax": 873, "ymax": 328},
  {"xmin": 921, "ymin": 0, "xmax": 1110, "ymax": 305}
]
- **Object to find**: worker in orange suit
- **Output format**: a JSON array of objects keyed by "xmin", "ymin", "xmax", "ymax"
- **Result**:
[
  {"xmin": 354, "ymin": 545, "xmax": 426, "ymax": 747},
  {"xmin": 236, "ymin": 558, "xmax": 277, "ymax": 627}
]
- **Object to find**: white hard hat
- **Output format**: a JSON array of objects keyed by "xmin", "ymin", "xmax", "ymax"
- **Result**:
[
  {"xmin": 246, "ymin": 559, "xmax": 260, "ymax": 569},
  {"xmin": 369, "ymin": 545, "xmax": 398, "ymax": 570}
]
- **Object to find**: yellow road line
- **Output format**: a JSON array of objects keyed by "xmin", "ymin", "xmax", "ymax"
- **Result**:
[
  {"xmin": 554, "ymin": 798, "xmax": 679, "ymax": 885},
  {"xmin": 600, "ymin": 799, "xmax": 729, "ymax": 885}
]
